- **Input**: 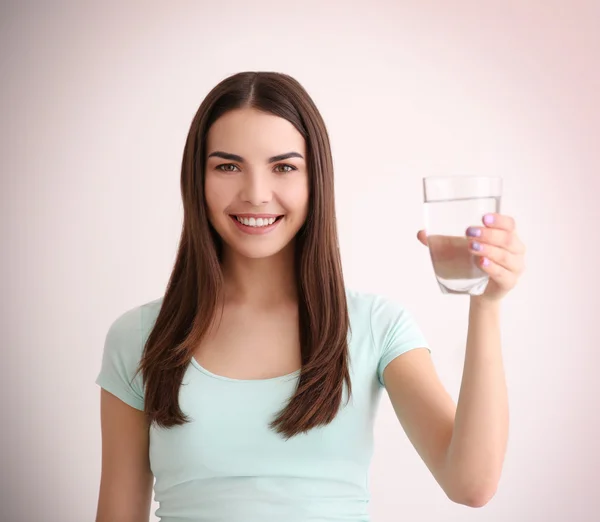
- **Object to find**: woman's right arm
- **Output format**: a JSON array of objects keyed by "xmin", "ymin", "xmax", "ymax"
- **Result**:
[{"xmin": 95, "ymin": 389, "xmax": 154, "ymax": 522}]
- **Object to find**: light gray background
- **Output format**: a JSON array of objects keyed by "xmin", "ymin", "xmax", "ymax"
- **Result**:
[{"xmin": 2, "ymin": 1, "xmax": 598, "ymax": 521}]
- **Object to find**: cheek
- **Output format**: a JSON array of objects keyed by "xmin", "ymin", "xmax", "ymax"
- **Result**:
[
  {"xmin": 284, "ymin": 178, "xmax": 309, "ymax": 214},
  {"xmin": 204, "ymin": 178, "xmax": 227, "ymax": 218}
]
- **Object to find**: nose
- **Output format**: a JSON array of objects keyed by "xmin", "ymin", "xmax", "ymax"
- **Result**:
[{"xmin": 240, "ymin": 170, "xmax": 272, "ymax": 206}]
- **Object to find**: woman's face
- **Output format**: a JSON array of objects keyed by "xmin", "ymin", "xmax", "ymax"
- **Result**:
[{"xmin": 204, "ymin": 108, "xmax": 309, "ymax": 260}]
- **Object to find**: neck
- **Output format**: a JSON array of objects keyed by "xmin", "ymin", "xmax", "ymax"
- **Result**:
[{"xmin": 220, "ymin": 243, "xmax": 298, "ymax": 307}]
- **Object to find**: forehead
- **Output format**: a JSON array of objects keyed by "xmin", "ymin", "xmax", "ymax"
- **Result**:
[{"xmin": 206, "ymin": 108, "xmax": 306, "ymax": 158}]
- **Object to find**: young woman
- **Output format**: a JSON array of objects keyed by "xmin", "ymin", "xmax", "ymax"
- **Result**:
[{"xmin": 95, "ymin": 71, "xmax": 526, "ymax": 522}]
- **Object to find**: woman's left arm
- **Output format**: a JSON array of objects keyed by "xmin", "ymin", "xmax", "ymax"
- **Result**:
[
  {"xmin": 444, "ymin": 297, "xmax": 507, "ymax": 505},
  {"xmin": 384, "ymin": 213, "xmax": 525, "ymax": 507}
]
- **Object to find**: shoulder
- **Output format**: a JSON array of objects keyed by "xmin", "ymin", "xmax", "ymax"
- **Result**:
[
  {"xmin": 96, "ymin": 296, "xmax": 164, "ymax": 409},
  {"xmin": 100, "ymin": 296, "xmax": 164, "ymax": 378},
  {"xmin": 345, "ymin": 287, "xmax": 415, "ymax": 331},
  {"xmin": 105, "ymin": 296, "xmax": 163, "ymax": 347},
  {"xmin": 345, "ymin": 288, "xmax": 429, "ymax": 385}
]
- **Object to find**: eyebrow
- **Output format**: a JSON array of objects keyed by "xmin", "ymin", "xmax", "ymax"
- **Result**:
[{"xmin": 207, "ymin": 151, "xmax": 304, "ymax": 163}]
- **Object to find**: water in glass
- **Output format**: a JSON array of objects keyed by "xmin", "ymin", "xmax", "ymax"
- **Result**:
[{"xmin": 424, "ymin": 195, "xmax": 500, "ymax": 295}]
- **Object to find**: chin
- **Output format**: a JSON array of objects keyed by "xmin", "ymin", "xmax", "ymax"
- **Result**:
[{"xmin": 226, "ymin": 240, "xmax": 294, "ymax": 260}]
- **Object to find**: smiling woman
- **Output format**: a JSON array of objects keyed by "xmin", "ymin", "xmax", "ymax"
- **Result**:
[
  {"xmin": 95, "ymin": 71, "xmax": 518, "ymax": 522},
  {"xmin": 203, "ymin": 108, "xmax": 310, "ymax": 259}
]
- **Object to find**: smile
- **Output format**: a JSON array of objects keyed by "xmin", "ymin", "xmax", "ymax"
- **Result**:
[{"xmin": 229, "ymin": 214, "xmax": 284, "ymax": 235}]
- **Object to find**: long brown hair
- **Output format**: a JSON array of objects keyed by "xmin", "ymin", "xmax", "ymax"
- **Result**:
[{"xmin": 136, "ymin": 71, "xmax": 350, "ymax": 439}]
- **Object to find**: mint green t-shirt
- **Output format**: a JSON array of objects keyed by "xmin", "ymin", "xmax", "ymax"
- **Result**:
[{"xmin": 95, "ymin": 289, "xmax": 429, "ymax": 522}]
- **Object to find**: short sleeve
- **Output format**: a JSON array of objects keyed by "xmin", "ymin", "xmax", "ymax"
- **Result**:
[
  {"xmin": 371, "ymin": 295, "xmax": 430, "ymax": 387},
  {"xmin": 95, "ymin": 306, "xmax": 145, "ymax": 410}
]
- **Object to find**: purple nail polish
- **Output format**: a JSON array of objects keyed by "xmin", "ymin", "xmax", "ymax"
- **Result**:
[
  {"xmin": 467, "ymin": 227, "xmax": 481, "ymax": 237},
  {"xmin": 482, "ymin": 257, "xmax": 490, "ymax": 267},
  {"xmin": 472, "ymin": 241, "xmax": 482, "ymax": 251},
  {"xmin": 484, "ymin": 214, "xmax": 494, "ymax": 225}
]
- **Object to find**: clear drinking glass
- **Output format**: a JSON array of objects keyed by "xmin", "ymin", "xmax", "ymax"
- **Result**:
[{"xmin": 423, "ymin": 176, "xmax": 503, "ymax": 296}]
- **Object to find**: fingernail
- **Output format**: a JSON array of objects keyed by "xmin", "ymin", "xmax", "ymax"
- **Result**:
[
  {"xmin": 472, "ymin": 241, "xmax": 482, "ymax": 251},
  {"xmin": 484, "ymin": 214, "xmax": 494, "ymax": 225},
  {"xmin": 482, "ymin": 257, "xmax": 490, "ymax": 267},
  {"xmin": 467, "ymin": 227, "xmax": 481, "ymax": 237}
]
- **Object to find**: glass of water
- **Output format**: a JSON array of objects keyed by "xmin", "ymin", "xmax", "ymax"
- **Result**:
[{"xmin": 423, "ymin": 176, "xmax": 502, "ymax": 296}]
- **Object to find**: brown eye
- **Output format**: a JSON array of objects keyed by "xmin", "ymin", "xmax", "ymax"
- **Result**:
[
  {"xmin": 216, "ymin": 164, "xmax": 239, "ymax": 172},
  {"xmin": 274, "ymin": 164, "xmax": 296, "ymax": 173}
]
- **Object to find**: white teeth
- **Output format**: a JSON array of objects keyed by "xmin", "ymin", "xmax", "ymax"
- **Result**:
[{"xmin": 236, "ymin": 216, "xmax": 278, "ymax": 227}]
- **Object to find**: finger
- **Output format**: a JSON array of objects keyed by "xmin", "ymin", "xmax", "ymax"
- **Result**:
[
  {"xmin": 466, "ymin": 227, "xmax": 525, "ymax": 255},
  {"xmin": 417, "ymin": 230, "xmax": 428, "ymax": 246},
  {"xmin": 477, "ymin": 255, "xmax": 518, "ymax": 289},
  {"xmin": 481, "ymin": 213, "xmax": 516, "ymax": 232},
  {"xmin": 468, "ymin": 240, "xmax": 525, "ymax": 274}
]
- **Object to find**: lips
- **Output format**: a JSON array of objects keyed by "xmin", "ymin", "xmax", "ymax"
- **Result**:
[
  {"xmin": 230, "ymin": 215, "xmax": 283, "ymax": 226},
  {"xmin": 229, "ymin": 214, "xmax": 284, "ymax": 235}
]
